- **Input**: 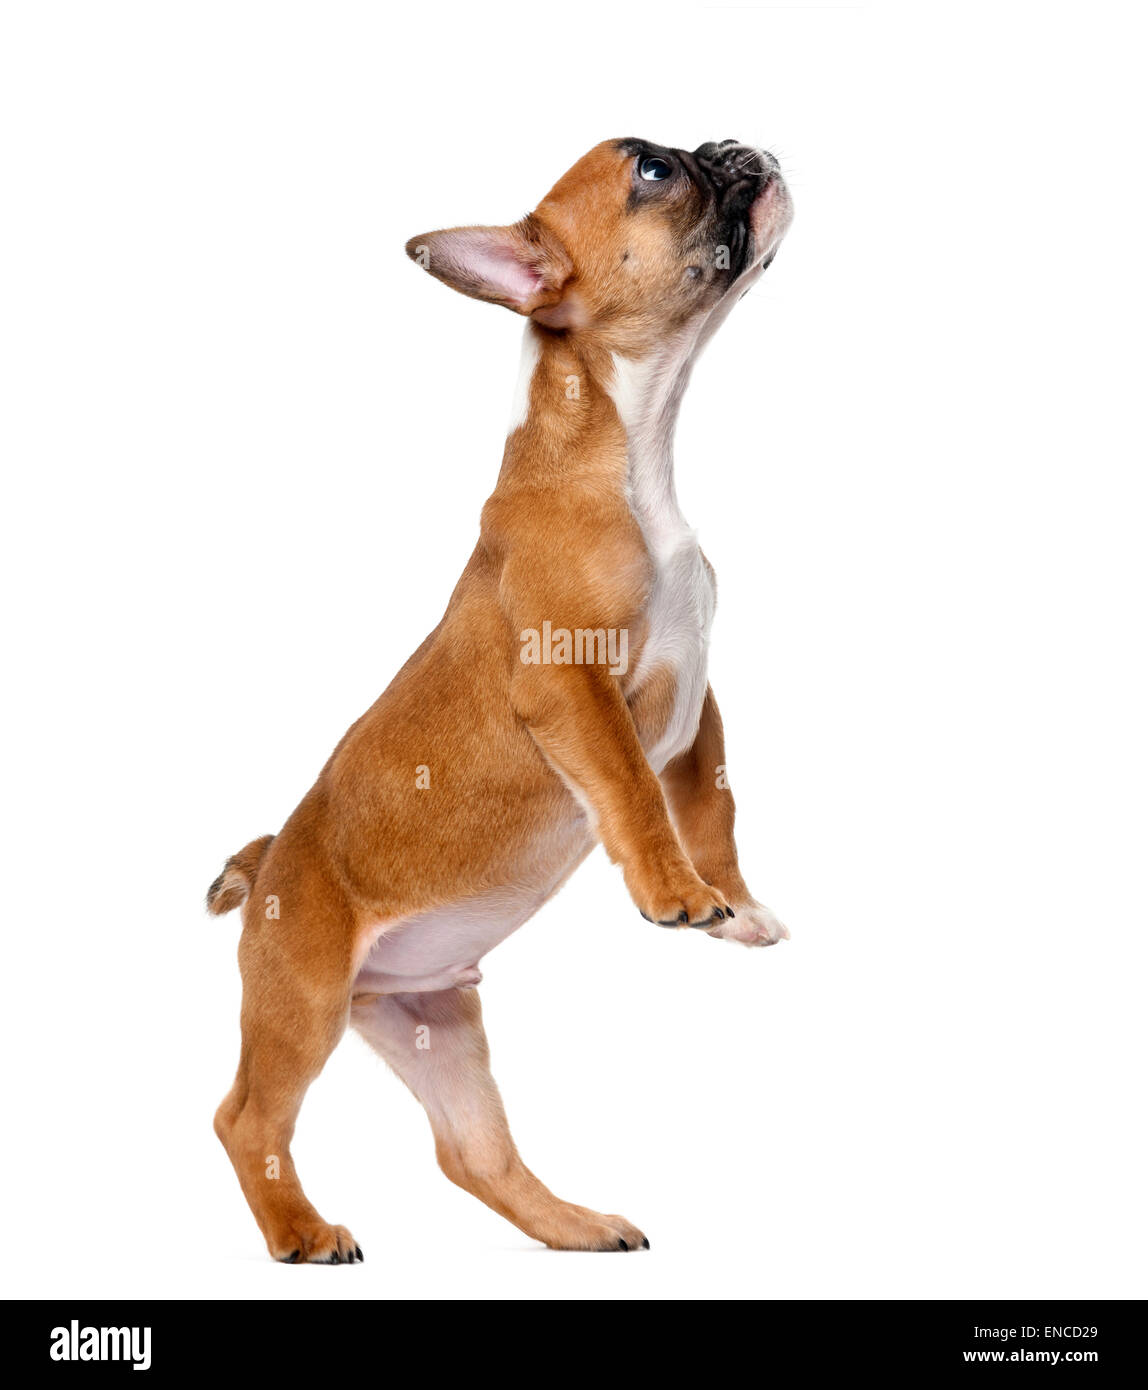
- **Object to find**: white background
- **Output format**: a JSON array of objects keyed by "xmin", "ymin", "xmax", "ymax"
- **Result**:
[{"xmin": 2, "ymin": 1, "xmax": 1144, "ymax": 1301}]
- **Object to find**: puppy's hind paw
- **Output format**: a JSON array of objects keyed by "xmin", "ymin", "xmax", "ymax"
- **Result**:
[{"xmin": 270, "ymin": 1222, "xmax": 362, "ymax": 1265}]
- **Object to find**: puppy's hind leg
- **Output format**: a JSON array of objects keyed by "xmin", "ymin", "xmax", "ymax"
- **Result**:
[
  {"xmin": 214, "ymin": 858, "xmax": 362, "ymax": 1265},
  {"xmin": 351, "ymin": 988, "xmax": 648, "ymax": 1252}
]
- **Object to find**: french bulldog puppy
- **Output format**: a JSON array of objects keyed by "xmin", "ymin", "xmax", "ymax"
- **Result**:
[{"xmin": 209, "ymin": 138, "xmax": 792, "ymax": 1263}]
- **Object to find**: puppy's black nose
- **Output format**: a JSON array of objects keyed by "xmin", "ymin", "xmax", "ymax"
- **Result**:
[{"xmin": 693, "ymin": 140, "xmax": 764, "ymax": 188}]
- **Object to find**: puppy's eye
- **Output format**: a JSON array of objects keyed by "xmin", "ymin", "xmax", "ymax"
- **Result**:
[{"xmin": 639, "ymin": 156, "xmax": 673, "ymax": 182}]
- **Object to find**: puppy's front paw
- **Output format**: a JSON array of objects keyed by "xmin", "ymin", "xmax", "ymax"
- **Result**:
[
  {"xmin": 707, "ymin": 899, "xmax": 789, "ymax": 947},
  {"xmin": 627, "ymin": 860, "xmax": 732, "ymax": 929}
]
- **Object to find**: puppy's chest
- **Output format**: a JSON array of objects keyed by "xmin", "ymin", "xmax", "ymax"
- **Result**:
[{"xmin": 626, "ymin": 511, "xmax": 716, "ymax": 773}]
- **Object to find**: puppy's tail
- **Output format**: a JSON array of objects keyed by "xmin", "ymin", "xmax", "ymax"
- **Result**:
[{"xmin": 205, "ymin": 834, "xmax": 276, "ymax": 915}]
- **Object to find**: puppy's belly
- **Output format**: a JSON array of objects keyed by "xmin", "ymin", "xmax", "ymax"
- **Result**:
[{"xmin": 352, "ymin": 825, "xmax": 592, "ymax": 995}]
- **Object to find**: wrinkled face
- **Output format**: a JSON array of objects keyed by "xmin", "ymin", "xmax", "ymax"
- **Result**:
[
  {"xmin": 533, "ymin": 138, "xmax": 791, "ymax": 342},
  {"xmin": 406, "ymin": 137, "xmax": 791, "ymax": 354}
]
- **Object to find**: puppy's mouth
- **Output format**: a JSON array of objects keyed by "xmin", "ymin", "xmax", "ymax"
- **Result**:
[{"xmin": 688, "ymin": 141, "xmax": 791, "ymax": 275}]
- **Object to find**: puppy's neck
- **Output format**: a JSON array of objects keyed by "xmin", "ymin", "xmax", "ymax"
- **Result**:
[
  {"xmin": 499, "ymin": 324, "xmax": 702, "ymax": 551},
  {"xmin": 607, "ymin": 334, "xmax": 700, "ymax": 554},
  {"xmin": 501, "ymin": 326, "xmax": 620, "ymax": 475}
]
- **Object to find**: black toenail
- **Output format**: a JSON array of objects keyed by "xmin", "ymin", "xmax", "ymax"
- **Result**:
[
  {"xmin": 642, "ymin": 1237, "xmax": 650, "ymax": 1249},
  {"xmin": 727, "ymin": 907, "xmax": 736, "ymax": 918},
  {"xmin": 328, "ymin": 1251, "xmax": 340, "ymax": 1264},
  {"xmin": 713, "ymin": 907, "xmax": 725, "ymax": 919},
  {"xmin": 639, "ymin": 911, "xmax": 652, "ymax": 922},
  {"xmin": 355, "ymin": 1246, "xmax": 364, "ymax": 1262},
  {"xmin": 618, "ymin": 1238, "xmax": 628, "ymax": 1250},
  {"xmin": 281, "ymin": 1250, "xmax": 300, "ymax": 1264},
  {"xmin": 677, "ymin": 910, "xmax": 688, "ymax": 924}
]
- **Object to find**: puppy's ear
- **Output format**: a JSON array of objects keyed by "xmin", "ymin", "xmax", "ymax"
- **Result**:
[{"xmin": 405, "ymin": 215, "xmax": 573, "ymax": 318}]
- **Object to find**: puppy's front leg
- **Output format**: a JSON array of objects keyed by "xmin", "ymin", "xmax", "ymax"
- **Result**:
[
  {"xmin": 660, "ymin": 685, "xmax": 789, "ymax": 946},
  {"xmin": 511, "ymin": 659, "xmax": 731, "ymax": 927}
]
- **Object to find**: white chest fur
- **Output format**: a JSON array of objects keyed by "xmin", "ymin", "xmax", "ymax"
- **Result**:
[{"xmin": 609, "ymin": 349, "xmax": 717, "ymax": 773}]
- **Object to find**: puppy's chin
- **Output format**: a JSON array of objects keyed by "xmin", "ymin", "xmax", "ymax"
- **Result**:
[{"xmin": 749, "ymin": 176, "xmax": 793, "ymax": 265}]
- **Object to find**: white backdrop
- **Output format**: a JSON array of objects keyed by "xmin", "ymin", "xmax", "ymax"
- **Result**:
[{"xmin": 2, "ymin": 1, "xmax": 1144, "ymax": 1301}]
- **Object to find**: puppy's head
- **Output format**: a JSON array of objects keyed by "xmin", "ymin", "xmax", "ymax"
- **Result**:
[{"xmin": 406, "ymin": 138, "xmax": 791, "ymax": 353}]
